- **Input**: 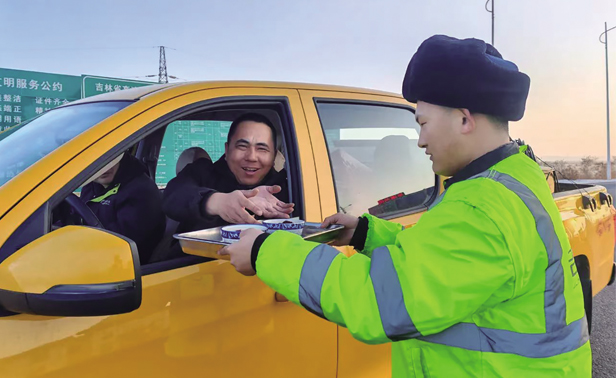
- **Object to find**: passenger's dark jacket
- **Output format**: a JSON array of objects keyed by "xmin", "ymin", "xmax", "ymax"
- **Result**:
[
  {"xmin": 81, "ymin": 154, "xmax": 166, "ymax": 264},
  {"xmin": 162, "ymin": 156, "xmax": 289, "ymax": 233}
]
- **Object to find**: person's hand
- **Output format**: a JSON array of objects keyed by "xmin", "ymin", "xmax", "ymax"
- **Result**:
[
  {"xmin": 251, "ymin": 185, "xmax": 295, "ymax": 219},
  {"xmin": 321, "ymin": 213, "xmax": 360, "ymax": 246},
  {"xmin": 205, "ymin": 189, "xmax": 263, "ymax": 224},
  {"xmin": 218, "ymin": 228, "xmax": 264, "ymax": 276}
]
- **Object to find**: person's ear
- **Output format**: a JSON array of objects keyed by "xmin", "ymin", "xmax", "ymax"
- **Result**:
[{"xmin": 459, "ymin": 109, "xmax": 476, "ymax": 134}]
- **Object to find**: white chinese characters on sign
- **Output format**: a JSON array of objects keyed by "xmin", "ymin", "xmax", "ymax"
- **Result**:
[
  {"xmin": 3, "ymin": 95, "xmax": 11, "ymax": 102},
  {"xmin": 95, "ymin": 83, "xmax": 104, "ymax": 92},
  {"xmin": 13, "ymin": 95, "xmax": 20, "ymax": 103},
  {"xmin": 35, "ymin": 97, "xmax": 43, "ymax": 104},
  {"xmin": 35, "ymin": 107, "xmax": 44, "ymax": 115},
  {"xmin": 52, "ymin": 82, "xmax": 63, "ymax": 92},
  {"xmin": 29, "ymin": 80, "xmax": 39, "ymax": 90},
  {"xmin": 16, "ymin": 79, "xmax": 27, "ymax": 89},
  {"xmin": 41, "ymin": 81, "xmax": 51, "ymax": 91},
  {"xmin": 3, "ymin": 78, "xmax": 15, "ymax": 88}
]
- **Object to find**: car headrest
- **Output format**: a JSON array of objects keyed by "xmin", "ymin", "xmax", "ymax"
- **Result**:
[
  {"xmin": 274, "ymin": 150, "xmax": 285, "ymax": 172},
  {"xmin": 374, "ymin": 135, "xmax": 414, "ymax": 166},
  {"xmin": 176, "ymin": 147, "xmax": 212, "ymax": 175}
]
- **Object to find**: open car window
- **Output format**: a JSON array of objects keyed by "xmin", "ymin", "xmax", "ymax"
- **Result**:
[{"xmin": 316, "ymin": 101, "xmax": 436, "ymax": 217}]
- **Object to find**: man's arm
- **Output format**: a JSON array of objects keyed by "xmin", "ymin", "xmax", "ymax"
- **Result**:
[
  {"xmin": 255, "ymin": 201, "xmax": 513, "ymax": 344},
  {"xmin": 350, "ymin": 214, "xmax": 405, "ymax": 257},
  {"xmin": 162, "ymin": 159, "xmax": 217, "ymax": 223}
]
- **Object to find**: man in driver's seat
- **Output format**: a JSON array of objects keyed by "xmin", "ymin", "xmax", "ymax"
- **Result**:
[{"xmin": 80, "ymin": 152, "xmax": 166, "ymax": 264}]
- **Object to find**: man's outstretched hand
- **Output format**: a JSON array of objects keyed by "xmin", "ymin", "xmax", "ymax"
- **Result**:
[
  {"xmin": 205, "ymin": 189, "xmax": 263, "ymax": 224},
  {"xmin": 250, "ymin": 185, "xmax": 294, "ymax": 219}
]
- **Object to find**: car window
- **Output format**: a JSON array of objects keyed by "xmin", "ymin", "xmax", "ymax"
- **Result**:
[
  {"xmin": 0, "ymin": 101, "xmax": 131, "ymax": 187},
  {"xmin": 155, "ymin": 120, "xmax": 231, "ymax": 187},
  {"xmin": 316, "ymin": 101, "xmax": 435, "ymax": 217}
]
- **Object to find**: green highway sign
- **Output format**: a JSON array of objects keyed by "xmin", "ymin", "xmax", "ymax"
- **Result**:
[
  {"xmin": 156, "ymin": 120, "xmax": 231, "ymax": 186},
  {"xmin": 81, "ymin": 75, "xmax": 154, "ymax": 98},
  {"xmin": 0, "ymin": 69, "xmax": 159, "ymax": 131},
  {"xmin": 0, "ymin": 68, "xmax": 81, "ymax": 130}
]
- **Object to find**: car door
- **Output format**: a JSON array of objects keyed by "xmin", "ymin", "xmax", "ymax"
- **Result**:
[
  {"xmin": 299, "ymin": 89, "xmax": 439, "ymax": 378},
  {"xmin": 0, "ymin": 86, "xmax": 337, "ymax": 378}
]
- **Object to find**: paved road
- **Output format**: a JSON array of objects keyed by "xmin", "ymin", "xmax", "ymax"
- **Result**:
[{"xmin": 591, "ymin": 283, "xmax": 616, "ymax": 377}]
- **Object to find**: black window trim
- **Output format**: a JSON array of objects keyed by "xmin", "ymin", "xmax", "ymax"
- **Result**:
[
  {"xmin": 312, "ymin": 97, "xmax": 440, "ymax": 220},
  {"xmin": 4, "ymin": 96, "xmax": 304, "ymax": 277}
]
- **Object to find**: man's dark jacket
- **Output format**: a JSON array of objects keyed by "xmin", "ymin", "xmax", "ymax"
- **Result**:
[
  {"xmin": 80, "ymin": 154, "xmax": 166, "ymax": 264},
  {"xmin": 162, "ymin": 156, "xmax": 289, "ymax": 234}
]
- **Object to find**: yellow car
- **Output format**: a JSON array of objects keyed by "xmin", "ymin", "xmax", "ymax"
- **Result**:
[{"xmin": 0, "ymin": 82, "xmax": 613, "ymax": 378}]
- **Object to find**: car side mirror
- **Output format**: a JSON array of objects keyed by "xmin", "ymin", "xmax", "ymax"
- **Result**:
[{"xmin": 0, "ymin": 226, "xmax": 141, "ymax": 316}]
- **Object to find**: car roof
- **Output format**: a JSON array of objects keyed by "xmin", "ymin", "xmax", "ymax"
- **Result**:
[{"xmin": 65, "ymin": 80, "xmax": 402, "ymax": 105}]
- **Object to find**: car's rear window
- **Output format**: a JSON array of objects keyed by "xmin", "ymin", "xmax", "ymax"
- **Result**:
[{"xmin": 0, "ymin": 101, "xmax": 131, "ymax": 187}]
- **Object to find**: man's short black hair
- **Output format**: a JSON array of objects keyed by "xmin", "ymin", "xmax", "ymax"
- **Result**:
[
  {"xmin": 485, "ymin": 114, "xmax": 509, "ymax": 131},
  {"xmin": 227, "ymin": 113, "xmax": 277, "ymax": 148}
]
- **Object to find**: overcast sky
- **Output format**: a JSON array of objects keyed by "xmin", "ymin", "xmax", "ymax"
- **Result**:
[{"xmin": 2, "ymin": 0, "xmax": 615, "ymax": 159}]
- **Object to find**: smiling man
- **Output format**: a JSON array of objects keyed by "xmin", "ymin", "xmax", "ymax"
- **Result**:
[{"xmin": 162, "ymin": 113, "xmax": 294, "ymax": 234}]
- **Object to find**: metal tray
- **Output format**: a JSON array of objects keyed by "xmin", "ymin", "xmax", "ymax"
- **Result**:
[{"xmin": 174, "ymin": 222, "xmax": 343, "ymax": 260}]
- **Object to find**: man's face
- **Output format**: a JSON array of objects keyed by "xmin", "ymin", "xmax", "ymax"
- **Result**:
[
  {"xmin": 416, "ymin": 101, "xmax": 466, "ymax": 177},
  {"xmin": 225, "ymin": 121, "xmax": 276, "ymax": 186},
  {"xmin": 93, "ymin": 162, "xmax": 120, "ymax": 187}
]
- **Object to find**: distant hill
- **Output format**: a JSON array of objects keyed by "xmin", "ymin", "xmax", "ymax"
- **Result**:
[{"xmin": 540, "ymin": 156, "xmax": 585, "ymax": 163}]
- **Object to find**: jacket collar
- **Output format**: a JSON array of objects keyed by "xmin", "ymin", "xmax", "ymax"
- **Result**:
[{"xmin": 444, "ymin": 142, "xmax": 519, "ymax": 189}]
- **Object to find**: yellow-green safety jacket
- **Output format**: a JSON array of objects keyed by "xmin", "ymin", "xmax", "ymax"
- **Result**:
[{"xmin": 254, "ymin": 143, "xmax": 591, "ymax": 377}]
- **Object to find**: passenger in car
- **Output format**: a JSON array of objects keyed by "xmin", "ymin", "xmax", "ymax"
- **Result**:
[
  {"xmin": 162, "ymin": 113, "xmax": 294, "ymax": 234},
  {"xmin": 80, "ymin": 152, "xmax": 166, "ymax": 263}
]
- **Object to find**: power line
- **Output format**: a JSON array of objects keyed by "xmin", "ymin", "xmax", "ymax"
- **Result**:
[{"xmin": 0, "ymin": 46, "xmax": 157, "ymax": 52}]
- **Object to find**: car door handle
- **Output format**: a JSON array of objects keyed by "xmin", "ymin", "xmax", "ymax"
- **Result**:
[{"xmin": 275, "ymin": 292, "xmax": 289, "ymax": 302}]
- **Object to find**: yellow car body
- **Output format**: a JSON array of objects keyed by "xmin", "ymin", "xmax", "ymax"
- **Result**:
[{"xmin": 0, "ymin": 82, "xmax": 612, "ymax": 377}]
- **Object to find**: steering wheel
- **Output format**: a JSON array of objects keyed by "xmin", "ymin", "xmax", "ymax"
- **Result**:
[{"xmin": 63, "ymin": 193, "xmax": 103, "ymax": 228}]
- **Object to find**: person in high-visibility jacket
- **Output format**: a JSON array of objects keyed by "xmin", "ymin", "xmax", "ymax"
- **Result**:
[{"xmin": 219, "ymin": 35, "xmax": 591, "ymax": 377}]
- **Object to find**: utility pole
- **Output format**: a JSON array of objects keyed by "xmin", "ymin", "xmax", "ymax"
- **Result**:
[
  {"xmin": 158, "ymin": 46, "xmax": 168, "ymax": 84},
  {"xmin": 143, "ymin": 46, "xmax": 178, "ymax": 83},
  {"xmin": 600, "ymin": 23, "xmax": 616, "ymax": 179},
  {"xmin": 485, "ymin": 0, "xmax": 494, "ymax": 46}
]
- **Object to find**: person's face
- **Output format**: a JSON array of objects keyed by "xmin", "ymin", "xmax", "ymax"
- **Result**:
[
  {"xmin": 93, "ymin": 162, "xmax": 120, "ymax": 187},
  {"xmin": 416, "ymin": 101, "xmax": 467, "ymax": 177},
  {"xmin": 225, "ymin": 121, "xmax": 276, "ymax": 186}
]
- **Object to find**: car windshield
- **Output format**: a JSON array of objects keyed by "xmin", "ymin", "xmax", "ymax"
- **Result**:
[{"xmin": 0, "ymin": 101, "xmax": 131, "ymax": 187}]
